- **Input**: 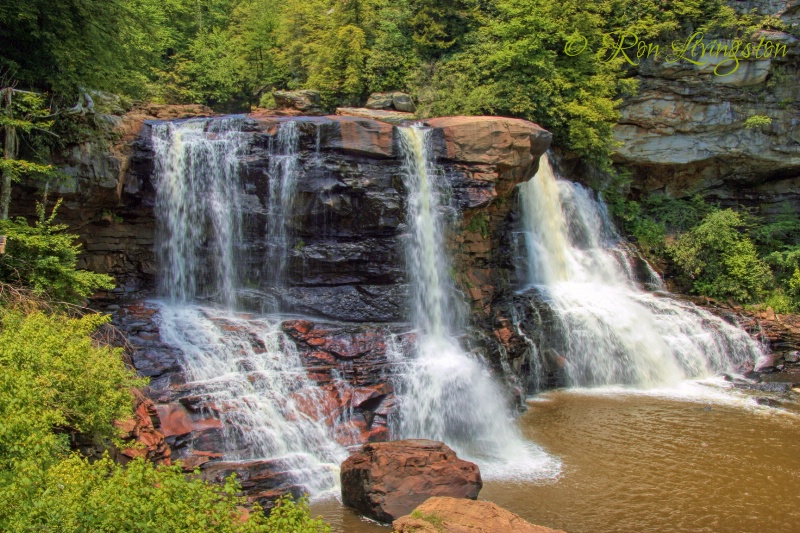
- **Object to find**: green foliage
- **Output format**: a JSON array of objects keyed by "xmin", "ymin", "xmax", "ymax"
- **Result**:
[
  {"xmin": 465, "ymin": 212, "xmax": 489, "ymax": 238},
  {"xmin": 667, "ymin": 209, "xmax": 772, "ymax": 303},
  {"xmin": 750, "ymin": 202, "xmax": 800, "ymax": 254},
  {"xmin": 615, "ymin": 194, "xmax": 716, "ymax": 257},
  {"xmin": 7, "ymin": 455, "xmax": 271, "ymax": 532},
  {"xmin": 0, "ymin": 306, "xmax": 143, "ymax": 527},
  {"xmin": 0, "ymin": 200, "xmax": 115, "ymax": 302},
  {"xmin": 744, "ymin": 115, "xmax": 773, "ymax": 129},
  {"xmin": 0, "ymin": 0, "xmax": 163, "ymax": 96},
  {"xmin": 264, "ymin": 495, "xmax": 331, "ymax": 533},
  {"xmin": 0, "ymin": 303, "xmax": 331, "ymax": 532},
  {"xmin": 408, "ymin": 0, "xmax": 477, "ymax": 59},
  {"xmin": 0, "ymin": 309, "xmax": 141, "ymax": 447}
]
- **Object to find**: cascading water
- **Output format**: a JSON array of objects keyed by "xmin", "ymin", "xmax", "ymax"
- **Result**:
[
  {"xmin": 395, "ymin": 126, "xmax": 559, "ymax": 479},
  {"xmin": 155, "ymin": 305, "xmax": 346, "ymax": 494},
  {"xmin": 152, "ymin": 118, "xmax": 244, "ymax": 306},
  {"xmin": 151, "ymin": 118, "xmax": 346, "ymax": 497},
  {"xmin": 518, "ymin": 154, "xmax": 763, "ymax": 387},
  {"xmin": 265, "ymin": 121, "xmax": 300, "ymax": 294}
]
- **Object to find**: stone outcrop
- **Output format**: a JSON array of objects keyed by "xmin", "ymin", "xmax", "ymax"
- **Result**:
[
  {"xmin": 612, "ymin": 2, "xmax": 800, "ymax": 213},
  {"xmin": 336, "ymin": 107, "xmax": 417, "ymax": 125},
  {"xmin": 366, "ymin": 91, "xmax": 417, "ymax": 113},
  {"xmin": 50, "ymin": 113, "xmax": 549, "ymax": 318},
  {"xmin": 427, "ymin": 116, "xmax": 551, "ymax": 169},
  {"xmin": 113, "ymin": 395, "xmax": 171, "ymax": 465},
  {"xmin": 393, "ymin": 497, "xmax": 566, "ymax": 533},
  {"xmin": 272, "ymin": 90, "xmax": 325, "ymax": 115},
  {"xmin": 341, "ymin": 440, "xmax": 483, "ymax": 523}
]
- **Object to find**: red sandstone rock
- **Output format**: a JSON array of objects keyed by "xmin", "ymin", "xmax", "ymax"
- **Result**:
[
  {"xmin": 341, "ymin": 439, "xmax": 482, "ymax": 522},
  {"xmin": 326, "ymin": 115, "xmax": 395, "ymax": 158},
  {"xmin": 155, "ymin": 402, "xmax": 222, "ymax": 438},
  {"xmin": 393, "ymin": 497, "xmax": 566, "ymax": 533},
  {"xmin": 115, "ymin": 396, "xmax": 171, "ymax": 465},
  {"xmin": 427, "ymin": 116, "xmax": 551, "ymax": 167}
]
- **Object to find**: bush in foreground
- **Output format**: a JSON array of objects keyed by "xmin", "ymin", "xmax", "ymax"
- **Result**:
[{"xmin": 0, "ymin": 304, "xmax": 330, "ymax": 532}]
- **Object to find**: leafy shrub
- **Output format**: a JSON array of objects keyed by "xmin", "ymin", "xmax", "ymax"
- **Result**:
[
  {"xmin": 9, "ymin": 456, "xmax": 267, "ymax": 532},
  {"xmin": 668, "ymin": 209, "xmax": 772, "ymax": 302},
  {"xmin": 0, "ymin": 304, "xmax": 331, "ymax": 532},
  {"xmin": 264, "ymin": 495, "xmax": 331, "ymax": 533},
  {"xmin": 744, "ymin": 115, "xmax": 773, "ymax": 129},
  {"xmin": 0, "ymin": 309, "xmax": 142, "ymax": 447},
  {"xmin": 0, "ymin": 200, "xmax": 115, "ymax": 302}
]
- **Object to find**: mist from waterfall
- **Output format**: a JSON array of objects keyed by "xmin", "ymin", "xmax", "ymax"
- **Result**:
[
  {"xmin": 395, "ymin": 126, "xmax": 560, "ymax": 480},
  {"xmin": 151, "ymin": 118, "xmax": 346, "ymax": 498},
  {"xmin": 518, "ymin": 155, "xmax": 763, "ymax": 387}
]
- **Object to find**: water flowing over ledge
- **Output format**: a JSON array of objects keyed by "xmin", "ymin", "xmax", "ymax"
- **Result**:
[
  {"xmin": 107, "ymin": 113, "xmax": 774, "ymax": 505},
  {"xmin": 394, "ymin": 126, "xmax": 560, "ymax": 480},
  {"xmin": 515, "ymin": 154, "xmax": 763, "ymax": 389}
]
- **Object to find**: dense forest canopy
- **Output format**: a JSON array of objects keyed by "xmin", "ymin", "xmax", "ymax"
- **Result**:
[
  {"xmin": 0, "ymin": 0, "xmax": 796, "ymax": 311},
  {"xmin": 0, "ymin": 0, "xmax": 778, "ymax": 164}
]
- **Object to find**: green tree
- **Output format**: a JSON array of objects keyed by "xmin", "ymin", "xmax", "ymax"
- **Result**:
[
  {"xmin": 409, "ymin": 0, "xmax": 477, "ymax": 59},
  {"xmin": 0, "ymin": 200, "xmax": 115, "ymax": 302},
  {"xmin": 668, "ymin": 209, "xmax": 773, "ymax": 303},
  {"xmin": 0, "ymin": 87, "xmax": 56, "ymax": 220}
]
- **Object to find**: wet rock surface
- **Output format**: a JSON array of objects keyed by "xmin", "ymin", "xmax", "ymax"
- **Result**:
[
  {"xmin": 21, "ymin": 108, "xmax": 552, "ymax": 507},
  {"xmin": 340, "ymin": 440, "xmax": 482, "ymax": 523},
  {"xmin": 393, "ymin": 497, "xmax": 566, "ymax": 533},
  {"xmin": 109, "ymin": 300, "xmax": 414, "ymax": 505},
  {"xmin": 28, "ymin": 112, "xmax": 549, "ymax": 326}
]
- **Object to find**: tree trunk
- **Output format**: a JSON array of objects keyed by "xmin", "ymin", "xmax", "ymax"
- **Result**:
[{"xmin": 0, "ymin": 87, "xmax": 16, "ymax": 221}]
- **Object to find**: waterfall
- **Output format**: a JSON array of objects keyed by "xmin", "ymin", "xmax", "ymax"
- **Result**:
[
  {"xmin": 395, "ymin": 126, "xmax": 559, "ymax": 479},
  {"xmin": 518, "ymin": 155, "xmax": 762, "ymax": 387},
  {"xmin": 151, "ymin": 118, "xmax": 346, "ymax": 498},
  {"xmin": 155, "ymin": 305, "xmax": 346, "ymax": 494},
  {"xmin": 265, "ymin": 121, "xmax": 301, "ymax": 295},
  {"xmin": 152, "ymin": 118, "xmax": 244, "ymax": 306}
]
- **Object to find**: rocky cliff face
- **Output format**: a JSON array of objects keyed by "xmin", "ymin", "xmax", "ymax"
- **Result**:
[
  {"xmin": 27, "ymin": 108, "xmax": 550, "ymax": 505},
  {"xmin": 613, "ymin": 1, "xmax": 800, "ymax": 212}
]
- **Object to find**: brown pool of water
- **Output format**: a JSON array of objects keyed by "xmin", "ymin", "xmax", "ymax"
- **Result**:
[{"xmin": 312, "ymin": 386, "xmax": 800, "ymax": 533}]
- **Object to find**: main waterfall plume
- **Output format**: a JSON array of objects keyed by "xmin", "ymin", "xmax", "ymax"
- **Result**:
[
  {"xmin": 151, "ymin": 118, "xmax": 346, "ymax": 497},
  {"xmin": 517, "ymin": 155, "xmax": 763, "ymax": 388},
  {"xmin": 395, "ymin": 126, "xmax": 559, "ymax": 479},
  {"xmin": 152, "ymin": 117, "xmax": 244, "ymax": 306}
]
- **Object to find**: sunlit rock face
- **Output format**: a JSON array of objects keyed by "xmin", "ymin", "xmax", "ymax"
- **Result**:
[{"xmin": 612, "ymin": 1, "xmax": 800, "ymax": 212}]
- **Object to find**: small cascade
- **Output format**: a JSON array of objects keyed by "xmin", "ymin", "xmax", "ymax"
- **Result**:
[
  {"xmin": 395, "ymin": 126, "xmax": 559, "ymax": 479},
  {"xmin": 156, "ymin": 305, "xmax": 346, "ymax": 495},
  {"xmin": 518, "ymin": 155, "xmax": 763, "ymax": 387},
  {"xmin": 265, "ymin": 121, "xmax": 301, "ymax": 294},
  {"xmin": 151, "ymin": 118, "xmax": 347, "ymax": 498},
  {"xmin": 151, "ymin": 117, "xmax": 245, "ymax": 306}
]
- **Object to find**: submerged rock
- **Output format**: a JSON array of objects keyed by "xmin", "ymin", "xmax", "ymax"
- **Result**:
[
  {"xmin": 392, "ymin": 497, "xmax": 566, "ymax": 533},
  {"xmin": 341, "ymin": 440, "xmax": 482, "ymax": 522}
]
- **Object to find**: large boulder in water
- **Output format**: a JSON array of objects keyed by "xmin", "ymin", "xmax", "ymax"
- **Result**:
[
  {"xmin": 340, "ymin": 439, "xmax": 482, "ymax": 522},
  {"xmin": 393, "ymin": 497, "xmax": 566, "ymax": 533}
]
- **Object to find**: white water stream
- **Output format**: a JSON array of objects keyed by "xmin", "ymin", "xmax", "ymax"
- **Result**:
[
  {"xmin": 151, "ymin": 118, "xmax": 346, "ymax": 497},
  {"xmin": 394, "ymin": 126, "xmax": 559, "ymax": 480},
  {"xmin": 518, "ymin": 155, "xmax": 763, "ymax": 387}
]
